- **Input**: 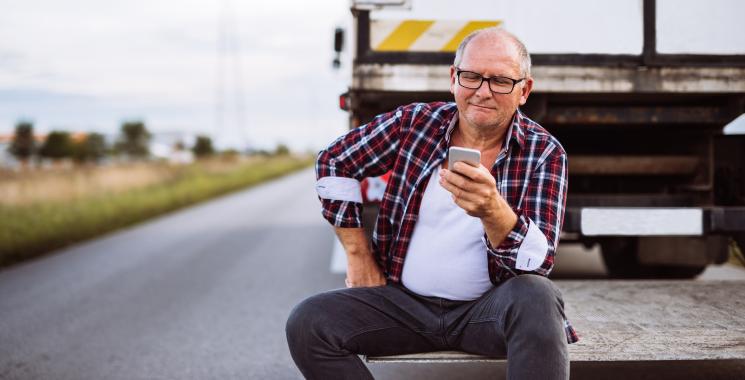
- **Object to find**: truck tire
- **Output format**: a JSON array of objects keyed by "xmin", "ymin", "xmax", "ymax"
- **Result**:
[{"xmin": 599, "ymin": 237, "xmax": 706, "ymax": 279}]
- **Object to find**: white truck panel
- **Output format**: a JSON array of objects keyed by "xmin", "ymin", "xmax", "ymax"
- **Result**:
[
  {"xmin": 367, "ymin": 0, "xmax": 745, "ymax": 56},
  {"xmin": 370, "ymin": 0, "xmax": 644, "ymax": 54},
  {"xmin": 580, "ymin": 208, "xmax": 704, "ymax": 236},
  {"xmin": 657, "ymin": 0, "xmax": 745, "ymax": 54}
]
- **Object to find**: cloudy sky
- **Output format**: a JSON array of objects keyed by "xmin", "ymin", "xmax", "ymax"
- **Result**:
[
  {"xmin": 2, "ymin": 0, "xmax": 744, "ymax": 152},
  {"xmin": 0, "ymin": 0, "xmax": 352, "ymax": 151}
]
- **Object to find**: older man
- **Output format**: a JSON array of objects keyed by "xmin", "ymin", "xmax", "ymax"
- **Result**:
[{"xmin": 286, "ymin": 27, "xmax": 577, "ymax": 380}]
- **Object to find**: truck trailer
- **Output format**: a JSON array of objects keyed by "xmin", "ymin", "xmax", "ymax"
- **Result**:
[{"xmin": 334, "ymin": 0, "xmax": 745, "ymax": 279}]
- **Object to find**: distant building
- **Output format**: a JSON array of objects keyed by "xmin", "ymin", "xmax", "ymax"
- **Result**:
[
  {"xmin": 0, "ymin": 135, "xmax": 16, "ymax": 168},
  {"xmin": 149, "ymin": 131, "xmax": 196, "ymax": 164}
]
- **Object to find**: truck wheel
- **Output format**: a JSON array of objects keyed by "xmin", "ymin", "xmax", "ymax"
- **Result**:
[{"xmin": 599, "ymin": 237, "xmax": 706, "ymax": 279}]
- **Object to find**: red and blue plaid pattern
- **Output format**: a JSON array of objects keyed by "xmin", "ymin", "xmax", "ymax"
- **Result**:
[{"xmin": 317, "ymin": 101, "xmax": 578, "ymax": 343}]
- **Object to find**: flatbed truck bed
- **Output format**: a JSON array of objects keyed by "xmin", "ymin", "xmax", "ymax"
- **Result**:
[{"xmin": 366, "ymin": 280, "xmax": 745, "ymax": 363}]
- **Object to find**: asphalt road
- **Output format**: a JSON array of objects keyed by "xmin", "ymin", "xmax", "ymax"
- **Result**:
[{"xmin": 1, "ymin": 168, "xmax": 744, "ymax": 379}]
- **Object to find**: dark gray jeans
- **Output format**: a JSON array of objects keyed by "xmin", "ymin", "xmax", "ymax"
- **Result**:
[{"xmin": 285, "ymin": 274, "xmax": 569, "ymax": 380}]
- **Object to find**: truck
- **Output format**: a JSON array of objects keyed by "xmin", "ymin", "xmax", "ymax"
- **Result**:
[{"xmin": 333, "ymin": 0, "xmax": 745, "ymax": 279}]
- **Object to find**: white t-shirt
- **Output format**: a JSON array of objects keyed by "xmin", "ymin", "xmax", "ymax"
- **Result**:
[{"xmin": 401, "ymin": 166, "xmax": 494, "ymax": 301}]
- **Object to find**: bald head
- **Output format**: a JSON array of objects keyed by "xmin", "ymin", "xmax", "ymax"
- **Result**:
[{"xmin": 453, "ymin": 27, "xmax": 531, "ymax": 78}]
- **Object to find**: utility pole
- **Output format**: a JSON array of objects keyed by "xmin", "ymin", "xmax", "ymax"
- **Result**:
[{"xmin": 215, "ymin": 0, "xmax": 248, "ymax": 151}]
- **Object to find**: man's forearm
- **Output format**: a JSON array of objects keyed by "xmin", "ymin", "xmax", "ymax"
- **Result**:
[
  {"xmin": 334, "ymin": 227, "xmax": 372, "ymax": 256},
  {"xmin": 335, "ymin": 226, "xmax": 386, "ymax": 287}
]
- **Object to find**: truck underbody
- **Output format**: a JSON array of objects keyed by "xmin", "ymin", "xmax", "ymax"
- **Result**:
[{"xmin": 345, "ymin": 62, "xmax": 745, "ymax": 278}]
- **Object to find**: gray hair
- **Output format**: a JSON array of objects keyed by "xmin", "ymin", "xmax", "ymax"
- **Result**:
[{"xmin": 453, "ymin": 27, "xmax": 532, "ymax": 78}]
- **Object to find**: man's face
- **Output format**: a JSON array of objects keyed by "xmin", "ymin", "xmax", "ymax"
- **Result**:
[{"xmin": 450, "ymin": 34, "xmax": 533, "ymax": 132}]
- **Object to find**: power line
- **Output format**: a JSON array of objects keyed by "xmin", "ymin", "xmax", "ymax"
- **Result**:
[{"xmin": 215, "ymin": 0, "xmax": 248, "ymax": 150}]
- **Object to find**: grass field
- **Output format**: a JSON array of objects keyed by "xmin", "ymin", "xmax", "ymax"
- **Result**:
[{"xmin": 0, "ymin": 155, "xmax": 314, "ymax": 267}]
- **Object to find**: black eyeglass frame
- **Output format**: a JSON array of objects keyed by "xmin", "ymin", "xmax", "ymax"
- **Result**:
[{"xmin": 455, "ymin": 67, "xmax": 526, "ymax": 94}]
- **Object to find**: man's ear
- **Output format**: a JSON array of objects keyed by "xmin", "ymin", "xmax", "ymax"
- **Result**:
[
  {"xmin": 449, "ymin": 65, "xmax": 457, "ymax": 95},
  {"xmin": 519, "ymin": 77, "xmax": 533, "ymax": 106}
]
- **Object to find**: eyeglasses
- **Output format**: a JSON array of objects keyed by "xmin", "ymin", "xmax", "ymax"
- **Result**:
[{"xmin": 455, "ymin": 68, "xmax": 525, "ymax": 94}]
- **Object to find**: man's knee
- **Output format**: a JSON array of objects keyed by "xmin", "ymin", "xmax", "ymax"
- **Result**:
[
  {"xmin": 501, "ymin": 275, "xmax": 567, "ymax": 344},
  {"xmin": 505, "ymin": 274, "xmax": 559, "ymax": 297},
  {"xmin": 286, "ymin": 293, "xmax": 335, "ymax": 345},
  {"xmin": 502, "ymin": 274, "xmax": 564, "ymax": 314}
]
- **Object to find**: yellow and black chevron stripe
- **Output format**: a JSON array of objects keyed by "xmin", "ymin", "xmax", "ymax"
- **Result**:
[{"xmin": 370, "ymin": 19, "xmax": 502, "ymax": 52}]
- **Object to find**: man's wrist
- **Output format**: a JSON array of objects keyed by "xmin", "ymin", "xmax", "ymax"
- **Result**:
[
  {"xmin": 481, "ymin": 202, "xmax": 518, "ymax": 244},
  {"xmin": 346, "ymin": 247, "xmax": 373, "ymax": 258},
  {"xmin": 483, "ymin": 196, "xmax": 514, "ymax": 225}
]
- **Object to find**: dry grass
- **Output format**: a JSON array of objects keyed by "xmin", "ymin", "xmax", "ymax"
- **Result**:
[
  {"xmin": 1, "ymin": 164, "xmax": 172, "ymax": 205},
  {"xmin": 0, "ymin": 157, "xmax": 264, "ymax": 206},
  {"xmin": 0, "ymin": 155, "xmax": 314, "ymax": 267}
]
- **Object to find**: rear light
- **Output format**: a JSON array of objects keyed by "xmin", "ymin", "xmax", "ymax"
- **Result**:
[
  {"xmin": 339, "ymin": 92, "xmax": 350, "ymax": 111},
  {"xmin": 360, "ymin": 172, "xmax": 392, "ymax": 203}
]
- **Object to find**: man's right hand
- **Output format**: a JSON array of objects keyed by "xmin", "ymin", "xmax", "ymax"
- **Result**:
[
  {"xmin": 335, "ymin": 226, "xmax": 387, "ymax": 288},
  {"xmin": 345, "ymin": 252, "xmax": 386, "ymax": 288}
]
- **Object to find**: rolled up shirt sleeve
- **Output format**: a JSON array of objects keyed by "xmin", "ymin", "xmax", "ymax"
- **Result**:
[
  {"xmin": 315, "ymin": 106, "xmax": 404, "ymax": 227},
  {"xmin": 483, "ymin": 145, "xmax": 568, "ymax": 280}
]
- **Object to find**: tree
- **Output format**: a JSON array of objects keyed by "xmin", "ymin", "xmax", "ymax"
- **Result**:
[
  {"xmin": 115, "ymin": 121, "xmax": 150, "ymax": 159},
  {"xmin": 192, "ymin": 135, "xmax": 214, "ymax": 158},
  {"xmin": 274, "ymin": 143, "xmax": 290, "ymax": 156},
  {"xmin": 8, "ymin": 121, "xmax": 36, "ymax": 163},
  {"xmin": 72, "ymin": 133, "xmax": 107, "ymax": 163},
  {"xmin": 39, "ymin": 131, "xmax": 74, "ymax": 160}
]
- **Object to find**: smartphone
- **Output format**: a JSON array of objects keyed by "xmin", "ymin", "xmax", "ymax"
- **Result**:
[{"xmin": 448, "ymin": 146, "xmax": 481, "ymax": 170}]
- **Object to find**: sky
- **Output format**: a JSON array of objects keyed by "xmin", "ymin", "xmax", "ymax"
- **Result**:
[
  {"xmin": 1, "ymin": 0, "xmax": 743, "ymax": 153},
  {"xmin": 0, "ymin": 0, "xmax": 353, "ymax": 151}
]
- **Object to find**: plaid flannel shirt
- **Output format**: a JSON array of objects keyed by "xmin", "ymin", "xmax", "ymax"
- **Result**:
[{"xmin": 316, "ymin": 101, "xmax": 578, "ymax": 344}]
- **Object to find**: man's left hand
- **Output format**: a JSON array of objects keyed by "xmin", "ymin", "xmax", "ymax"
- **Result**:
[{"xmin": 439, "ymin": 161, "xmax": 501, "ymax": 219}]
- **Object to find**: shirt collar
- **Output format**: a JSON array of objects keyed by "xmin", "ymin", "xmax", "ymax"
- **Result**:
[
  {"xmin": 444, "ymin": 111, "xmax": 458, "ymax": 141},
  {"xmin": 508, "ymin": 108, "xmax": 527, "ymax": 150}
]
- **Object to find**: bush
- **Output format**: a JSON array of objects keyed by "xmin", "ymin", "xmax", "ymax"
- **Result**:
[
  {"xmin": 8, "ymin": 121, "xmax": 36, "ymax": 162},
  {"xmin": 72, "ymin": 133, "xmax": 107, "ymax": 163},
  {"xmin": 192, "ymin": 135, "xmax": 215, "ymax": 158},
  {"xmin": 274, "ymin": 143, "xmax": 290, "ymax": 156},
  {"xmin": 39, "ymin": 131, "xmax": 74, "ymax": 159},
  {"xmin": 115, "ymin": 121, "xmax": 150, "ymax": 159}
]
